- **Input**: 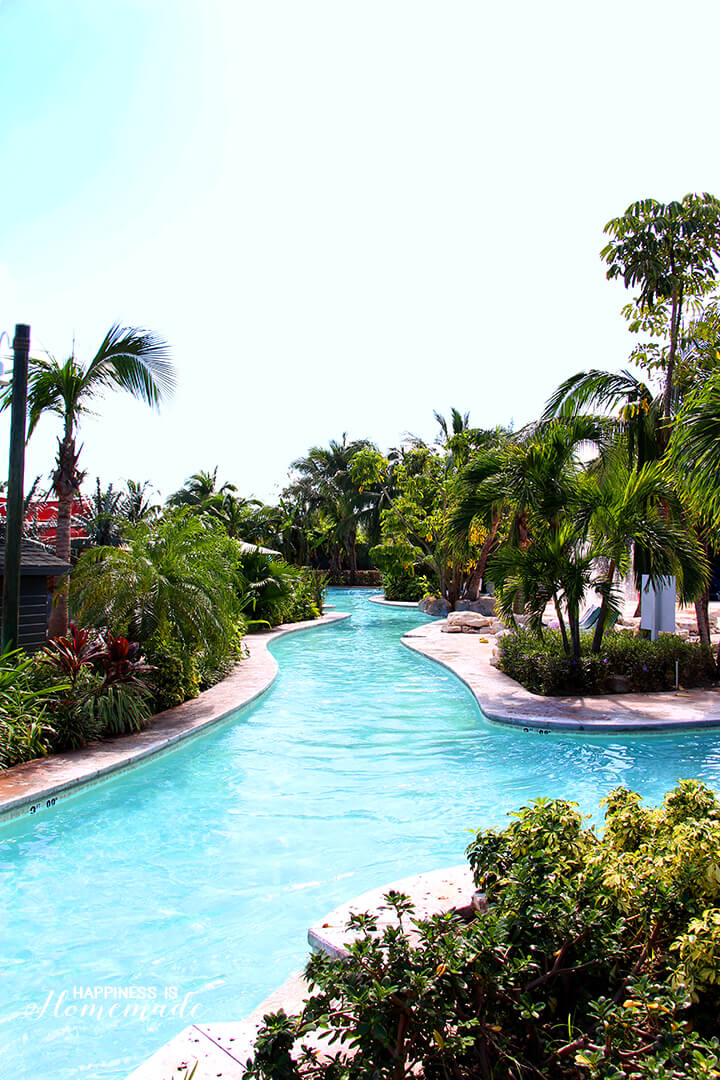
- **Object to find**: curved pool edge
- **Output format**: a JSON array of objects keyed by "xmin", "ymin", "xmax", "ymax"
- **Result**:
[
  {"xmin": 401, "ymin": 619, "xmax": 720, "ymax": 733},
  {"xmin": 0, "ymin": 612, "xmax": 351, "ymax": 823},
  {"xmin": 125, "ymin": 863, "xmax": 473, "ymax": 1080},
  {"xmin": 367, "ymin": 594, "xmax": 421, "ymax": 608}
]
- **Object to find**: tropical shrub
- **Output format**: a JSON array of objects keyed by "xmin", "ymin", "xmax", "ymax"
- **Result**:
[
  {"xmin": 69, "ymin": 511, "xmax": 247, "ymax": 681},
  {"xmin": 498, "ymin": 628, "xmax": 717, "ymax": 695},
  {"xmin": 382, "ymin": 570, "xmax": 432, "ymax": 602},
  {"xmin": 283, "ymin": 567, "xmax": 324, "ymax": 623},
  {"xmin": 143, "ymin": 639, "xmax": 198, "ymax": 712},
  {"xmin": 0, "ymin": 650, "xmax": 61, "ymax": 769},
  {"xmin": 239, "ymin": 553, "xmax": 325, "ymax": 626},
  {"xmin": 245, "ymin": 782, "xmax": 720, "ymax": 1079},
  {"xmin": 38, "ymin": 625, "xmax": 155, "ymax": 745}
]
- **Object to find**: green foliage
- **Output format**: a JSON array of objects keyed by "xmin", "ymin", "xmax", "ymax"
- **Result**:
[
  {"xmin": 496, "ymin": 628, "xmax": 612, "ymax": 695},
  {"xmin": 0, "ymin": 650, "xmax": 61, "ymax": 768},
  {"xmin": 498, "ymin": 628, "xmax": 717, "ymax": 695},
  {"xmin": 92, "ymin": 683, "xmax": 153, "ymax": 737},
  {"xmin": 283, "ymin": 567, "xmax": 324, "ymax": 623},
  {"xmin": 70, "ymin": 511, "xmax": 247, "ymax": 674},
  {"xmin": 246, "ymin": 784, "xmax": 720, "ymax": 1079},
  {"xmin": 144, "ymin": 639, "xmax": 200, "ymax": 711},
  {"xmin": 382, "ymin": 569, "xmax": 432, "ymax": 602},
  {"xmin": 36, "ymin": 626, "xmax": 156, "ymax": 745},
  {"xmin": 370, "ymin": 537, "xmax": 434, "ymax": 600}
]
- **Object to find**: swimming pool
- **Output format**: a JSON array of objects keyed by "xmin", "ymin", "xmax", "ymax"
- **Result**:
[{"xmin": 1, "ymin": 589, "xmax": 719, "ymax": 1079}]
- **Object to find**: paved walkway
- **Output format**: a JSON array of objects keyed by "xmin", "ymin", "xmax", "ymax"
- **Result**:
[
  {"xmin": 402, "ymin": 619, "xmax": 720, "ymax": 731},
  {"xmin": 0, "ymin": 613, "xmax": 350, "ymax": 822}
]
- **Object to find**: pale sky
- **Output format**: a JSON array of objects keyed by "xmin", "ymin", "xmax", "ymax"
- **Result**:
[{"xmin": 2, "ymin": 0, "xmax": 719, "ymax": 503}]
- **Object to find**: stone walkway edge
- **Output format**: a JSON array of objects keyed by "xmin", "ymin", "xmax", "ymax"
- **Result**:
[
  {"xmin": 126, "ymin": 864, "xmax": 473, "ymax": 1080},
  {"xmin": 401, "ymin": 618, "xmax": 720, "ymax": 732},
  {"xmin": 0, "ymin": 612, "xmax": 350, "ymax": 823}
]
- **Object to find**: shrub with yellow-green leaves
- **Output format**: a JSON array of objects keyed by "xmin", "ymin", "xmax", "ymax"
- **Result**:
[{"xmin": 246, "ymin": 781, "xmax": 720, "ymax": 1079}]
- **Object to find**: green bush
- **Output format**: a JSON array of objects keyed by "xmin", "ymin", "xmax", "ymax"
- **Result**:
[
  {"xmin": 245, "ymin": 782, "xmax": 720, "ymax": 1079},
  {"xmin": 498, "ymin": 628, "xmax": 717, "ymax": 695},
  {"xmin": 0, "ymin": 651, "xmax": 59, "ymax": 768},
  {"xmin": 145, "ymin": 639, "xmax": 200, "ymax": 711},
  {"xmin": 382, "ymin": 570, "xmax": 432, "ymax": 602},
  {"xmin": 283, "ymin": 567, "xmax": 323, "ymax": 623}
]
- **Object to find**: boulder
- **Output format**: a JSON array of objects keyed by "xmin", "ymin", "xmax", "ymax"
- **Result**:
[
  {"xmin": 441, "ymin": 624, "xmax": 463, "ymax": 633},
  {"xmin": 418, "ymin": 597, "xmax": 451, "ymax": 617},
  {"xmin": 454, "ymin": 596, "xmax": 496, "ymax": 616},
  {"xmin": 447, "ymin": 611, "xmax": 492, "ymax": 629}
]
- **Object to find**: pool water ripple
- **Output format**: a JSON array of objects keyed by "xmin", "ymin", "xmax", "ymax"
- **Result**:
[{"xmin": 1, "ymin": 588, "xmax": 720, "ymax": 1079}]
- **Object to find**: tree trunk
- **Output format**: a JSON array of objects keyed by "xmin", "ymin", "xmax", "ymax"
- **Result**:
[
  {"xmin": 568, "ymin": 607, "xmax": 582, "ymax": 661},
  {"xmin": 695, "ymin": 591, "xmax": 712, "ymax": 650},
  {"xmin": 348, "ymin": 530, "xmax": 357, "ymax": 585},
  {"xmin": 662, "ymin": 284, "xmax": 682, "ymax": 426},
  {"xmin": 553, "ymin": 592, "xmax": 570, "ymax": 656},
  {"xmin": 48, "ymin": 434, "xmax": 81, "ymax": 639},
  {"xmin": 463, "ymin": 512, "xmax": 501, "ymax": 600},
  {"xmin": 592, "ymin": 561, "xmax": 616, "ymax": 654}
]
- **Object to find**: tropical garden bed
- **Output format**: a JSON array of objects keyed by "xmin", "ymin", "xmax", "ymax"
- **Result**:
[
  {"xmin": 496, "ymin": 628, "xmax": 719, "ymax": 696},
  {"xmin": 244, "ymin": 780, "xmax": 720, "ymax": 1079}
]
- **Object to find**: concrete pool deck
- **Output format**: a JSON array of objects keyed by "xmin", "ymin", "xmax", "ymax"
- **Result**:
[
  {"xmin": 0, "ymin": 612, "xmax": 350, "ymax": 823},
  {"xmin": 402, "ymin": 618, "xmax": 720, "ymax": 732}
]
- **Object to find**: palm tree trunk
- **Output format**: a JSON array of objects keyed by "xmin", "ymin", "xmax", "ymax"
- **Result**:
[
  {"xmin": 695, "ymin": 592, "xmax": 712, "ymax": 650},
  {"xmin": 592, "ymin": 560, "xmax": 616, "ymax": 654},
  {"xmin": 348, "ymin": 529, "xmax": 357, "ymax": 584},
  {"xmin": 553, "ymin": 592, "xmax": 570, "ymax": 655},
  {"xmin": 568, "ymin": 607, "xmax": 582, "ymax": 661},
  {"xmin": 48, "ymin": 434, "xmax": 80, "ymax": 639}
]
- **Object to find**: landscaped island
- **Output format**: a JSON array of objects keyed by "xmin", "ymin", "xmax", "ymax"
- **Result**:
[{"xmin": 244, "ymin": 781, "xmax": 720, "ymax": 1079}]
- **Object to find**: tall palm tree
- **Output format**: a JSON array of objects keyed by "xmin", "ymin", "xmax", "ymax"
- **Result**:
[{"xmin": 2, "ymin": 324, "xmax": 175, "ymax": 637}]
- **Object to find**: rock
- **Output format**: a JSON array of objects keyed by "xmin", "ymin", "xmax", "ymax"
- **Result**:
[
  {"xmin": 441, "ymin": 624, "xmax": 463, "ymax": 633},
  {"xmin": 488, "ymin": 619, "xmax": 505, "ymax": 635},
  {"xmin": 455, "ymin": 596, "xmax": 496, "ymax": 616},
  {"xmin": 447, "ymin": 612, "xmax": 492, "ymax": 629},
  {"xmin": 418, "ymin": 597, "xmax": 451, "ymax": 617}
]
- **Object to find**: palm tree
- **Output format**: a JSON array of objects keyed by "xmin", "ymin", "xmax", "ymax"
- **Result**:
[
  {"xmin": 290, "ymin": 435, "xmax": 377, "ymax": 578},
  {"xmin": 451, "ymin": 418, "xmax": 608, "ymax": 655},
  {"xmin": 121, "ymin": 479, "xmax": 159, "ymax": 524},
  {"xmin": 579, "ymin": 458, "xmax": 708, "ymax": 651},
  {"xmin": 544, "ymin": 364, "xmax": 718, "ymax": 644},
  {"xmin": 167, "ymin": 467, "xmax": 236, "ymax": 508},
  {"xmin": 69, "ymin": 511, "xmax": 242, "ymax": 668},
  {"xmin": 2, "ymin": 324, "xmax": 175, "ymax": 638}
]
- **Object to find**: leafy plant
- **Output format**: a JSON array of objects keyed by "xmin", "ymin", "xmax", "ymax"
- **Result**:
[
  {"xmin": 0, "ymin": 649, "xmax": 64, "ymax": 768},
  {"xmin": 245, "ymin": 782, "xmax": 720, "ymax": 1079},
  {"xmin": 497, "ymin": 627, "xmax": 717, "ymax": 695},
  {"xmin": 39, "ymin": 625, "xmax": 155, "ymax": 743}
]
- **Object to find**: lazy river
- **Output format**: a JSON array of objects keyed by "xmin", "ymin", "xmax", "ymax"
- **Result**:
[{"xmin": 2, "ymin": 588, "xmax": 720, "ymax": 1079}]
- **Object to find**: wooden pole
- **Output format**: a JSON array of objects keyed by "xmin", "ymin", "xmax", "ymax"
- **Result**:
[{"xmin": 2, "ymin": 324, "xmax": 30, "ymax": 654}]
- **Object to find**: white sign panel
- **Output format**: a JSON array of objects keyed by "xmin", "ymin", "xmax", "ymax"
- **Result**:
[{"xmin": 640, "ymin": 575, "xmax": 676, "ymax": 640}]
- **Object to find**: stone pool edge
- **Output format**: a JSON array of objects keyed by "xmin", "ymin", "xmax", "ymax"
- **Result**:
[
  {"xmin": 0, "ymin": 612, "xmax": 351, "ymax": 823},
  {"xmin": 401, "ymin": 619, "xmax": 720, "ymax": 732},
  {"xmin": 125, "ymin": 864, "xmax": 474, "ymax": 1080}
]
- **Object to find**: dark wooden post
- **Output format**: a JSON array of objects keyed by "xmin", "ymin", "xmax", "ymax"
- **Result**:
[{"xmin": 2, "ymin": 324, "xmax": 30, "ymax": 654}]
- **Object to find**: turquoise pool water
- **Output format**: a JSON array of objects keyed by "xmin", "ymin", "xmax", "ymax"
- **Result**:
[{"xmin": 2, "ymin": 588, "xmax": 720, "ymax": 1079}]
